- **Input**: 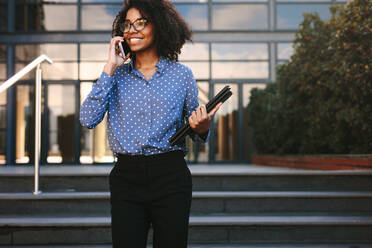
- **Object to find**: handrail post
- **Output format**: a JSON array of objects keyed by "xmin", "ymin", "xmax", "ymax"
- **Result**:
[{"xmin": 33, "ymin": 64, "xmax": 42, "ymax": 195}]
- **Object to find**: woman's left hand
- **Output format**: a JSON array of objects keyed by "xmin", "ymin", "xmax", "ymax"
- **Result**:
[{"xmin": 188, "ymin": 102, "xmax": 223, "ymax": 135}]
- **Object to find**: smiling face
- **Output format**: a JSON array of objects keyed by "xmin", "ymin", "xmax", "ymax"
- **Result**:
[{"xmin": 123, "ymin": 8, "xmax": 156, "ymax": 55}]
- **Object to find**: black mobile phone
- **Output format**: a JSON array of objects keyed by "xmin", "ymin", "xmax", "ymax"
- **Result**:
[{"xmin": 118, "ymin": 41, "xmax": 130, "ymax": 59}]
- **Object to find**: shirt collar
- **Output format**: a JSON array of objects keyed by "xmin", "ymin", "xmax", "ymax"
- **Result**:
[{"xmin": 129, "ymin": 56, "xmax": 167, "ymax": 74}]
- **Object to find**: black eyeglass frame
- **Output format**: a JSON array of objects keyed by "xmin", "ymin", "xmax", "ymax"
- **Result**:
[{"xmin": 121, "ymin": 18, "xmax": 149, "ymax": 33}]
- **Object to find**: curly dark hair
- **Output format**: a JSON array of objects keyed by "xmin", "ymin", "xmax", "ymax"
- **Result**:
[{"xmin": 112, "ymin": 0, "xmax": 193, "ymax": 62}]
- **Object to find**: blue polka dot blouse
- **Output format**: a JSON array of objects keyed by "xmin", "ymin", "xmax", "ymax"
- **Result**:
[{"xmin": 79, "ymin": 57, "xmax": 209, "ymax": 156}]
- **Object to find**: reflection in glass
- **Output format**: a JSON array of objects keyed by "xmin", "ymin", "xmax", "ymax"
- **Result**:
[
  {"xmin": 277, "ymin": 0, "xmax": 329, "ymax": 2},
  {"xmin": 80, "ymin": 83, "xmax": 114, "ymax": 164},
  {"xmin": 242, "ymin": 84, "xmax": 266, "ymax": 161},
  {"xmin": 174, "ymin": 4, "xmax": 208, "ymax": 30},
  {"xmin": 277, "ymin": 4, "xmax": 331, "ymax": 29},
  {"xmin": 43, "ymin": 5, "xmax": 77, "ymax": 30},
  {"xmin": 16, "ymin": 44, "xmax": 78, "ymax": 80},
  {"xmin": 212, "ymin": 4, "xmax": 268, "ymax": 30},
  {"xmin": 80, "ymin": 62, "xmax": 106, "ymax": 80},
  {"xmin": 0, "ymin": 1, "xmax": 7, "ymax": 31},
  {"xmin": 0, "ymin": 91, "xmax": 6, "ymax": 164},
  {"xmin": 83, "ymin": 0, "xmax": 121, "ymax": 2},
  {"xmin": 185, "ymin": 82, "xmax": 209, "ymax": 163},
  {"xmin": 0, "ymin": 45, "xmax": 5, "ymax": 60},
  {"xmin": 213, "ymin": 0, "xmax": 267, "ymax": 2},
  {"xmin": 80, "ymin": 44, "xmax": 109, "ymax": 80},
  {"xmin": 41, "ymin": 62, "xmax": 78, "ymax": 80},
  {"xmin": 179, "ymin": 43, "xmax": 209, "ymax": 61},
  {"xmin": 40, "ymin": 44, "xmax": 78, "ymax": 61},
  {"xmin": 15, "ymin": 3, "xmax": 44, "ymax": 31},
  {"xmin": 47, "ymin": 85, "xmax": 76, "ymax": 163},
  {"xmin": 214, "ymin": 84, "xmax": 238, "ymax": 161},
  {"xmin": 0, "ymin": 45, "xmax": 5, "ymax": 80},
  {"xmin": 182, "ymin": 62, "xmax": 209, "ymax": 79},
  {"xmin": 0, "ymin": 63, "xmax": 5, "ymax": 80},
  {"xmin": 15, "ymin": 85, "xmax": 33, "ymax": 164},
  {"xmin": 15, "ymin": 3, "xmax": 77, "ymax": 31},
  {"xmin": 212, "ymin": 62, "xmax": 268, "ymax": 79},
  {"xmin": 16, "ymin": 45, "xmax": 41, "ymax": 63},
  {"xmin": 82, "ymin": 5, "xmax": 121, "ymax": 30},
  {"xmin": 212, "ymin": 43, "xmax": 268, "ymax": 60},
  {"xmin": 277, "ymin": 43, "xmax": 294, "ymax": 60},
  {"xmin": 172, "ymin": 0, "xmax": 207, "ymax": 2},
  {"xmin": 81, "ymin": 44, "xmax": 110, "ymax": 61},
  {"xmin": 16, "ymin": 45, "xmax": 41, "ymax": 80}
]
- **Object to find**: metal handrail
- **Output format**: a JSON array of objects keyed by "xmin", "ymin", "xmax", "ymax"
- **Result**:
[{"xmin": 0, "ymin": 54, "xmax": 53, "ymax": 195}]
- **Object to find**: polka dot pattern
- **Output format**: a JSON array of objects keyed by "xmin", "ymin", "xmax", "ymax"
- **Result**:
[{"xmin": 79, "ymin": 57, "xmax": 209, "ymax": 156}]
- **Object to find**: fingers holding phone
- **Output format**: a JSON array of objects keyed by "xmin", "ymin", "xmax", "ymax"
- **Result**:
[{"xmin": 105, "ymin": 37, "xmax": 130, "ymax": 75}]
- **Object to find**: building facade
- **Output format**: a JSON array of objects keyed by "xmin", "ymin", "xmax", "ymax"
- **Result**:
[{"xmin": 0, "ymin": 0, "xmax": 348, "ymax": 165}]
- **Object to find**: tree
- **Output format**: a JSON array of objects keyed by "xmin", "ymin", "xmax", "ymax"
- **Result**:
[{"xmin": 247, "ymin": 0, "xmax": 372, "ymax": 154}]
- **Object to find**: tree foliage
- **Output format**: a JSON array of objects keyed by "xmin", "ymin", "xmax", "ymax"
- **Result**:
[{"xmin": 247, "ymin": 0, "xmax": 372, "ymax": 154}]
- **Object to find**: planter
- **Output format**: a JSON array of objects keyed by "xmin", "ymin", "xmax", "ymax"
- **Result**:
[{"xmin": 252, "ymin": 155, "xmax": 372, "ymax": 170}]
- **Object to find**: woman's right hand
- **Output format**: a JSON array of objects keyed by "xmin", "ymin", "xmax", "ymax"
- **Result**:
[{"xmin": 104, "ymin": 36, "xmax": 130, "ymax": 76}]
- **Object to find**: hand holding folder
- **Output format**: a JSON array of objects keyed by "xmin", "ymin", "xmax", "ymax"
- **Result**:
[{"xmin": 169, "ymin": 85, "xmax": 233, "ymax": 146}]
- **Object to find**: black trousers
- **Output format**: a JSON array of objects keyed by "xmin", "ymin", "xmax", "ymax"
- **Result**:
[{"xmin": 109, "ymin": 150, "xmax": 192, "ymax": 248}]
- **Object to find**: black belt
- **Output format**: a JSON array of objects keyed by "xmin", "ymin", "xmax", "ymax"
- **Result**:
[{"xmin": 116, "ymin": 150, "xmax": 184, "ymax": 162}]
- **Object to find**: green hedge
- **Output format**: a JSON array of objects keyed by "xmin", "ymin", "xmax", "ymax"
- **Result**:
[{"xmin": 246, "ymin": 0, "xmax": 372, "ymax": 154}]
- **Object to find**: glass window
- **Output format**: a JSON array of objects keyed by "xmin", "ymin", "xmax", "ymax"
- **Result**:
[
  {"xmin": 40, "ymin": 44, "xmax": 78, "ymax": 61},
  {"xmin": 182, "ymin": 62, "xmax": 209, "ymax": 79},
  {"xmin": 174, "ymin": 4, "xmax": 208, "ymax": 30},
  {"xmin": 45, "ymin": 0, "xmax": 77, "ymax": 2},
  {"xmin": 80, "ymin": 62, "xmax": 106, "ymax": 80},
  {"xmin": 47, "ymin": 84, "xmax": 76, "ymax": 164},
  {"xmin": 80, "ymin": 82, "xmax": 114, "ymax": 164},
  {"xmin": 213, "ymin": 0, "xmax": 267, "ymax": 2},
  {"xmin": 0, "ymin": 63, "xmax": 5, "ymax": 80},
  {"xmin": 41, "ymin": 44, "xmax": 78, "ymax": 80},
  {"xmin": 185, "ymin": 82, "xmax": 210, "ymax": 163},
  {"xmin": 81, "ymin": 44, "xmax": 109, "ymax": 61},
  {"xmin": 179, "ymin": 43, "xmax": 209, "ymax": 61},
  {"xmin": 277, "ymin": 0, "xmax": 330, "ymax": 2},
  {"xmin": 276, "ymin": 4, "xmax": 332, "ymax": 29},
  {"xmin": 15, "ymin": 45, "xmax": 40, "ymax": 80},
  {"xmin": 15, "ymin": 85, "xmax": 33, "ymax": 164},
  {"xmin": 0, "ymin": 45, "xmax": 5, "ymax": 80},
  {"xmin": 0, "ymin": 1, "xmax": 7, "ymax": 31},
  {"xmin": 82, "ymin": 0, "xmax": 122, "ymax": 2},
  {"xmin": 0, "ymin": 90, "xmax": 6, "ymax": 165},
  {"xmin": 214, "ymin": 84, "xmax": 238, "ymax": 161},
  {"xmin": 172, "ymin": 0, "xmax": 207, "ymax": 2},
  {"xmin": 277, "ymin": 43, "xmax": 294, "ymax": 60},
  {"xmin": 80, "ymin": 43, "xmax": 109, "ymax": 80},
  {"xmin": 81, "ymin": 4, "xmax": 121, "ymax": 30},
  {"xmin": 212, "ymin": 43, "xmax": 268, "ymax": 60},
  {"xmin": 16, "ymin": 44, "xmax": 78, "ymax": 80},
  {"xmin": 15, "ymin": 2, "xmax": 78, "ymax": 31},
  {"xmin": 212, "ymin": 62, "xmax": 268, "ymax": 79},
  {"xmin": 212, "ymin": 4, "xmax": 268, "ymax": 30},
  {"xmin": 242, "ymin": 83, "xmax": 266, "ymax": 161}
]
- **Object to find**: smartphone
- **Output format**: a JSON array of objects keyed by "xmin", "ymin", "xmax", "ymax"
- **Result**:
[{"xmin": 118, "ymin": 41, "xmax": 130, "ymax": 60}]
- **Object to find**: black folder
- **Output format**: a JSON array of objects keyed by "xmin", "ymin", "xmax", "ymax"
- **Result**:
[{"xmin": 169, "ymin": 85, "xmax": 233, "ymax": 146}]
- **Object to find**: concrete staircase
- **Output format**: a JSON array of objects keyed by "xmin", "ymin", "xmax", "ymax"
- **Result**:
[{"xmin": 1, "ymin": 165, "xmax": 372, "ymax": 247}]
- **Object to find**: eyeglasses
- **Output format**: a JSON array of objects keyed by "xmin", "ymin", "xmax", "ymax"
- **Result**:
[{"xmin": 121, "ymin": 18, "xmax": 149, "ymax": 33}]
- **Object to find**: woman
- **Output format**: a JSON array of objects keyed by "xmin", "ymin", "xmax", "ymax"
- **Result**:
[{"xmin": 80, "ymin": 0, "xmax": 221, "ymax": 247}]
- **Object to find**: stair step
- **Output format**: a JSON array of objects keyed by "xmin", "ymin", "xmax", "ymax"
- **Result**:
[
  {"xmin": 1, "ymin": 245, "xmax": 372, "ymax": 248},
  {"xmin": 1, "ymin": 191, "xmax": 372, "ymax": 216},
  {"xmin": 2, "ymin": 165, "xmax": 372, "ymax": 192},
  {"xmin": 1, "ymin": 215, "xmax": 372, "ymax": 227},
  {"xmin": 2, "ymin": 191, "xmax": 372, "ymax": 199},
  {"xmin": 2, "ymin": 165, "xmax": 372, "ymax": 176},
  {"xmin": 1, "ymin": 215, "xmax": 372, "ymax": 245}
]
